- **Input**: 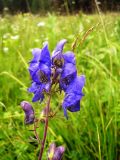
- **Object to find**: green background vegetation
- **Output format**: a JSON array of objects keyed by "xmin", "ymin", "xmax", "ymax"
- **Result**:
[{"xmin": 0, "ymin": 12, "xmax": 120, "ymax": 159}]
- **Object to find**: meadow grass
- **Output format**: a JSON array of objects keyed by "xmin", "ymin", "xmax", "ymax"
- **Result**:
[{"xmin": 0, "ymin": 13, "xmax": 120, "ymax": 160}]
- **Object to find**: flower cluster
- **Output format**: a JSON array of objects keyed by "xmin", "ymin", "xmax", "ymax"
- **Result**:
[{"xmin": 27, "ymin": 39, "xmax": 85, "ymax": 119}]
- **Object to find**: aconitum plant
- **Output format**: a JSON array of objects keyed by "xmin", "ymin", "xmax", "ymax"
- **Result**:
[{"xmin": 20, "ymin": 39, "xmax": 85, "ymax": 160}]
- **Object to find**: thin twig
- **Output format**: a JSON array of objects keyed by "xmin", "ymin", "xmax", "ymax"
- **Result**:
[{"xmin": 33, "ymin": 121, "xmax": 41, "ymax": 144}]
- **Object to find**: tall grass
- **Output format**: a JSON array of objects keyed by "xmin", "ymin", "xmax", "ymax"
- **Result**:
[{"xmin": 0, "ymin": 13, "xmax": 120, "ymax": 160}]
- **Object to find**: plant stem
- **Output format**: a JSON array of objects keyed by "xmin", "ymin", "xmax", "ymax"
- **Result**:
[{"xmin": 38, "ymin": 94, "xmax": 51, "ymax": 160}]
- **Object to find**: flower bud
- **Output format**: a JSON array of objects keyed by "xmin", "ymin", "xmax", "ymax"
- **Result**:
[
  {"xmin": 48, "ymin": 143, "xmax": 65, "ymax": 160},
  {"xmin": 53, "ymin": 146, "xmax": 65, "ymax": 160},
  {"xmin": 20, "ymin": 101, "xmax": 35, "ymax": 125},
  {"xmin": 48, "ymin": 143, "xmax": 56, "ymax": 160}
]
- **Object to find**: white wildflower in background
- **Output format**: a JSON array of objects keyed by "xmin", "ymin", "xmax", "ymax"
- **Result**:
[
  {"xmin": 34, "ymin": 39, "xmax": 39, "ymax": 43},
  {"xmin": 37, "ymin": 22, "xmax": 45, "ymax": 27},
  {"xmin": 11, "ymin": 35, "xmax": 19, "ymax": 40},
  {"xmin": 3, "ymin": 33, "xmax": 11, "ymax": 39},
  {"xmin": 3, "ymin": 47, "xmax": 9, "ymax": 53},
  {"xmin": 29, "ymin": 48, "xmax": 34, "ymax": 52},
  {"xmin": 79, "ymin": 23, "xmax": 84, "ymax": 32}
]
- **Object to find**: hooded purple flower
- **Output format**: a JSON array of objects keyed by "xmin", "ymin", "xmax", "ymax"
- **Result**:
[
  {"xmin": 60, "ymin": 51, "xmax": 77, "ymax": 91},
  {"xmin": 28, "ymin": 43, "xmax": 51, "ymax": 102},
  {"xmin": 52, "ymin": 39, "xmax": 67, "ymax": 69},
  {"xmin": 51, "ymin": 40, "xmax": 77, "ymax": 90},
  {"xmin": 20, "ymin": 101, "xmax": 35, "ymax": 124},
  {"xmin": 62, "ymin": 75, "xmax": 85, "ymax": 118},
  {"xmin": 29, "ymin": 43, "xmax": 51, "ymax": 83}
]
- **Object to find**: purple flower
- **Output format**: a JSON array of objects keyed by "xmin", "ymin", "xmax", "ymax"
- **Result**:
[
  {"xmin": 28, "ymin": 43, "xmax": 51, "ymax": 102},
  {"xmin": 48, "ymin": 143, "xmax": 65, "ymax": 160},
  {"xmin": 51, "ymin": 40, "xmax": 77, "ymax": 91},
  {"xmin": 63, "ymin": 51, "xmax": 76, "ymax": 65},
  {"xmin": 20, "ymin": 101, "xmax": 35, "ymax": 124},
  {"xmin": 60, "ymin": 51, "xmax": 77, "ymax": 91},
  {"xmin": 28, "ymin": 82, "xmax": 44, "ymax": 102},
  {"xmin": 29, "ymin": 43, "xmax": 51, "ymax": 83},
  {"xmin": 53, "ymin": 146, "xmax": 65, "ymax": 160},
  {"xmin": 62, "ymin": 75, "xmax": 85, "ymax": 118},
  {"xmin": 28, "ymin": 39, "xmax": 85, "ymax": 118},
  {"xmin": 52, "ymin": 39, "xmax": 67, "ymax": 68}
]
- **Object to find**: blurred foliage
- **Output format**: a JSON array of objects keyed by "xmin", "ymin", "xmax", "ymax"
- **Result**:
[{"xmin": 0, "ymin": 0, "xmax": 120, "ymax": 14}]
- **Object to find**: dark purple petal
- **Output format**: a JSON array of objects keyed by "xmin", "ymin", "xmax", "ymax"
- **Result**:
[
  {"xmin": 68, "ymin": 100, "xmax": 80, "ymax": 112},
  {"xmin": 62, "ymin": 76, "xmax": 85, "ymax": 118},
  {"xmin": 63, "ymin": 51, "xmax": 76, "ymax": 65},
  {"xmin": 61, "ymin": 63, "xmax": 77, "ymax": 80},
  {"xmin": 28, "ymin": 42, "xmax": 51, "ymax": 103},
  {"xmin": 53, "ymin": 39, "xmax": 67, "ymax": 55},
  {"xmin": 66, "ymin": 75, "xmax": 85, "ymax": 95},
  {"xmin": 30, "ymin": 63, "xmax": 51, "ymax": 84},
  {"xmin": 31, "ymin": 48, "xmax": 41, "ymax": 63},
  {"xmin": 29, "ymin": 62, "xmax": 39, "ymax": 79},
  {"xmin": 29, "ymin": 43, "xmax": 51, "ymax": 83},
  {"xmin": 60, "ymin": 63, "xmax": 77, "ymax": 91},
  {"xmin": 40, "ymin": 43, "xmax": 51, "ymax": 67},
  {"xmin": 59, "ymin": 51, "xmax": 77, "ymax": 91},
  {"xmin": 29, "ymin": 49, "xmax": 41, "ymax": 75},
  {"xmin": 32, "ymin": 90, "xmax": 44, "ymax": 102},
  {"xmin": 62, "ymin": 106, "xmax": 68, "ymax": 119},
  {"xmin": 62, "ymin": 93, "xmax": 83, "ymax": 118},
  {"xmin": 38, "ymin": 63, "xmax": 51, "ymax": 82},
  {"xmin": 20, "ymin": 101, "xmax": 35, "ymax": 125},
  {"xmin": 31, "ymin": 84, "xmax": 44, "ymax": 102},
  {"xmin": 52, "ymin": 52, "xmax": 64, "ymax": 68},
  {"xmin": 31, "ymin": 44, "xmax": 51, "ymax": 67},
  {"xmin": 28, "ymin": 82, "xmax": 44, "ymax": 102},
  {"xmin": 44, "ymin": 82, "xmax": 51, "ymax": 92},
  {"xmin": 28, "ymin": 82, "xmax": 50, "ymax": 102},
  {"xmin": 28, "ymin": 82, "xmax": 40, "ymax": 93}
]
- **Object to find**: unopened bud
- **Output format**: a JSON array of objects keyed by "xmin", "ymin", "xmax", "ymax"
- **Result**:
[
  {"xmin": 48, "ymin": 143, "xmax": 65, "ymax": 160},
  {"xmin": 53, "ymin": 146, "xmax": 65, "ymax": 160},
  {"xmin": 20, "ymin": 101, "xmax": 35, "ymax": 125}
]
